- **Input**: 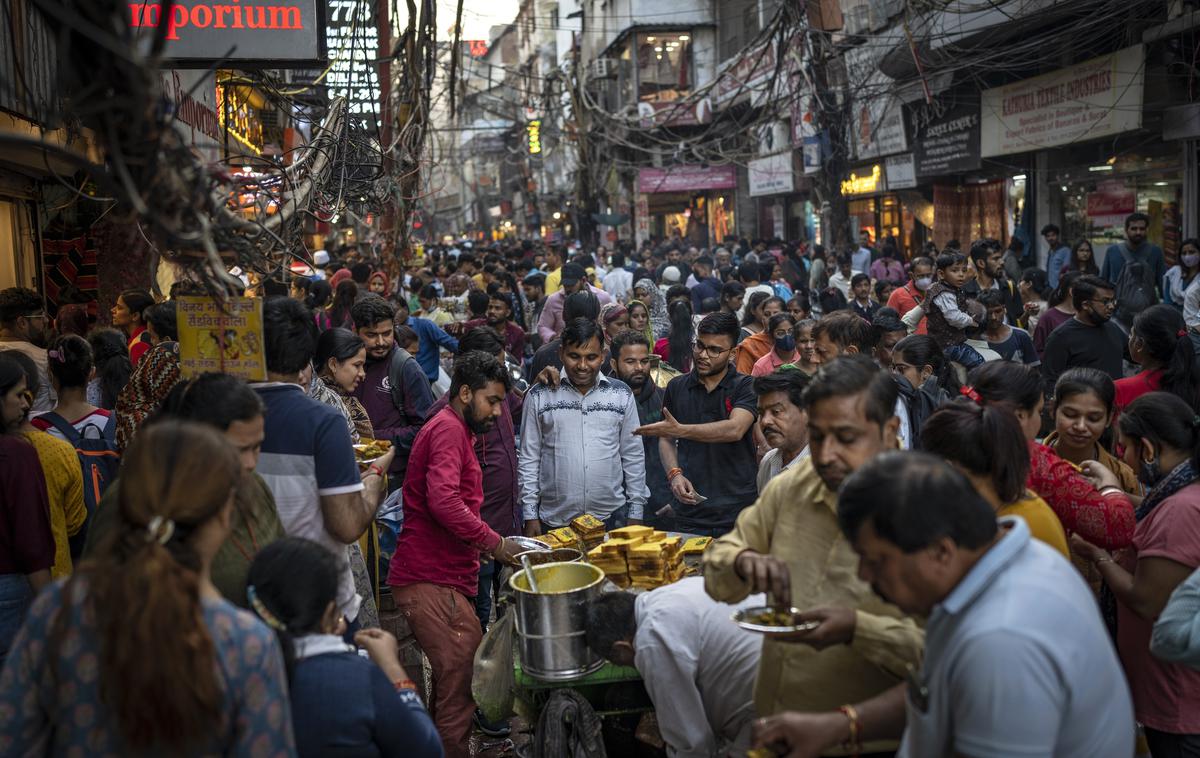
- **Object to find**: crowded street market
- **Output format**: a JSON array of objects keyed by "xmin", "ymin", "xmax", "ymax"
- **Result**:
[{"xmin": 5, "ymin": 0, "xmax": 1200, "ymax": 756}]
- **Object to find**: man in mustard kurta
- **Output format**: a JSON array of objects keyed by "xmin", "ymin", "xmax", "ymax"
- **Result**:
[{"xmin": 704, "ymin": 355, "xmax": 924, "ymax": 756}]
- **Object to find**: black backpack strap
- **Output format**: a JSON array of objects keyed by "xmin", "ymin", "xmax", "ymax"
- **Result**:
[
  {"xmin": 38, "ymin": 412, "xmax": 82, "ymax": 446},
  {"xmin": 387, "ymin": 347, "xmax": 415, "ymax": 411}
]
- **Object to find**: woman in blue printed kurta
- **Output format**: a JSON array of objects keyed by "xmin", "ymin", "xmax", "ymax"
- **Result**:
[{"xmin": 0, "ymin": 420, "xmax": 295, "ymax": 757}]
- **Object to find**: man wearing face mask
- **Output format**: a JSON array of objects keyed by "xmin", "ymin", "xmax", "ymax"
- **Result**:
[
  {"xmin": 0, "ymin": 287, "xmax": 56, "ymax": 413},
  {"xmin": 1042, "ymin": 275, "xmax": 1126, "ymax": 385},
  {"xmin": 886, "ymin": 256, "xmax": 933, "ymax": 335}
]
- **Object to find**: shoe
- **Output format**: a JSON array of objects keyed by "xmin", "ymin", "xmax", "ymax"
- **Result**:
[{"xmin": 473, "ymin": 708, "xmax": 511, "ymax": 738}]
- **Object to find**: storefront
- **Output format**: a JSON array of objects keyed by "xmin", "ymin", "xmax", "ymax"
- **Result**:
[
  {"xmin": 1047, "ymin": 142, "xmax": 1182, "ymax": 265},
  {"xmin": 635, "ymin": 165, "xmax": 737, "ymax": 247},
  {"xmin": 840, "ymin": 163, "xmax": 925, "ymax": 258},
  {"xmin": 748, "ymin": 151, "xmax": 813, "ymax": 242}
]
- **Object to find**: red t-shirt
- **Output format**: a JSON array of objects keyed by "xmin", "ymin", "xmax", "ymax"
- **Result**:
[{"xmin": 1026, "ymin": 440, "xmax": 1135, "ymax": 550}]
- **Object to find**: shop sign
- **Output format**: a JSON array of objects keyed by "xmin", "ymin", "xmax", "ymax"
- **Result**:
[
  {"xmin": 326, "ymin": 0, "xmax": 379, "ymax": 121},
  {"xmin": 748, "ymin": 152, "xmax": 795, "ymax": 197},
  {"xmin": 852, "ymin": 94, "xmax": 907, "ymax": 160},
  {"xmin": 176, "ymin": 297, "xmax": 267, "ymax": 381},
  {"xmin": 885, "ymin": 154, "xmax": 916, "ymax": 190},
  {"xmin": 980, "ymin": 45, "xmax": 1144, "ymax": 158},
  {"xmin": 841, "ymin": 165, "xmax": 883, "ymax": 196},
  {"xmin": 160, "ymin": 69, "xmax": 220, "ymax": 163},
  {"xmin": 215, "ymin": 84, "xmax": 264, "ymax": 155},
  {"xmin": 714, "ymin": 38, "xmax": 778, "ymax": 107},
  {"xmin": 637, "ymin": 165, "xmax": 737, "ymax": 194},
  {"xmin": 1087, "ymin": 180, "xmax": 1136, "ymax": 227},
  {"xmin": 911, "ymin": 103, "xmax": 981, "ymax": 177},
  {"xmin": 527, "ymin": 120, "xmax": 542, "ymax": 154},
  {"xmin": 129, "ymin": 0, "xmax": 323, "ymax": 65}
]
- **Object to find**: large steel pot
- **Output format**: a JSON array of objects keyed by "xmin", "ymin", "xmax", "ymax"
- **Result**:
[{"xmin": 508, "ymin": 561, "xmax": 605, "ymax": 681}]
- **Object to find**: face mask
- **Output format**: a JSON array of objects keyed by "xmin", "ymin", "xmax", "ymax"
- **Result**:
[
  {"xmin": 1183, "ymin": 253, "xmax": 1200, "ymax": 268},
  {"xmin": 915, "ymin": 277, "xmax": 932, "ymax": 292},
  {"xmin": 775, "ymin": 334, "xmax": 796, "ymax": 352}
]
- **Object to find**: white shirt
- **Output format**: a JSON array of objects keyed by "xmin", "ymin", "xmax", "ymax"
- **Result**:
[
  {"xmin": 634, "ymin": 578, "xmax": 765, "ymax": 758},
  {"xmin": 1184, "ymin": 276, "xmax": 1200, "ymax": 330},
  {"xmin": 736, "ymin": 284, "xmax": 776, "ymax": 321},
  {"xmin": 964, "ymin": 338, "xmax": 1002, "ymax": 363},
  {"xmin": 603, "ymin": 268, "xmax": 633, "ymax": 302},
  {"xmin": 757, "ymin": 445, "xmax": 809, "ymax": 493},
  {"xmin": 827, "ymin": 270, "xmax": 861, "ymax": 299}
]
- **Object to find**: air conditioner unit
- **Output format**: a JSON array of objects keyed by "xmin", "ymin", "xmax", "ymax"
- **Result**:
[{"xmin": 590, "ymin": 58, "xmax": 618, "ymax": 80}]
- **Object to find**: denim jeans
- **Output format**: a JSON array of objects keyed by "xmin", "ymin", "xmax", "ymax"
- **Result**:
[
  {"xmin": 943, "ymin": 342, "xmax": 985, "ymax": 369},
  {"xmin": 0, "ymin": 574, "xmax": 33, "ymax": 667}
]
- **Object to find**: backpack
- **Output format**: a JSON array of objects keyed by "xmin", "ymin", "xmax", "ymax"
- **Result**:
[
  {"xmin": 1114, "ymin": 246, "xmax": 1158, "ymax": 327},
  {"xmin": 39, "ymin": 412, "xmax": 120, "ymax": 557},
  {"xmin": 386, "ymin": 346, "xmax": 417, "ymax": 412}
]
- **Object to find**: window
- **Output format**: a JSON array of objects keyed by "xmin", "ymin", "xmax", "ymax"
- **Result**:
[{"xmin": 636, "ymin": 32, "xmax": 693, "ymax": 103}]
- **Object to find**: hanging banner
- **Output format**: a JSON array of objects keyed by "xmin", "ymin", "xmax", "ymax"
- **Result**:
[
  {"xmin": 980, "ymin": 45, "xmax": 1145, "ymax": 157},
  {"xmin": 911, "ymin": 104, "xmax": 981, "ymax": 178},
  {"xmin": 176, "ymin": 297, "xmax": 267, "ymax": 381},
  {"xmin": 637, "ymin": 165, "xmax": 737, "ymax": 193}
]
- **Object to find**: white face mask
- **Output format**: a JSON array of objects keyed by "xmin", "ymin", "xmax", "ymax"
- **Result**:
[
  {"xmin": 1183, "ymin": 253, "xmax": 1200, "ymax": 268},
  {"xmin": 915, "ymin": 277, "xmax": 932, "ymax": 292}
]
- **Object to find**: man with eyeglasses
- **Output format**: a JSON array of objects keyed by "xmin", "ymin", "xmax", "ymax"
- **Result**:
[
  {"xmin": 0, "ymin": 288, "xmax": 55, "ymax": 413},
  {"xmin": 636, "ymin": 312, "xmax": 758, "ymax": 537},
  {"xmin": 1042, "ymin": 274, "xmax": 1126, "ymax": 384}
]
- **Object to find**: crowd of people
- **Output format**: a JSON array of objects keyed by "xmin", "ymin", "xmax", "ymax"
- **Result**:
[{"xmin": 1, "ymin": 212, "xmax": 1200, "ymax": 757}]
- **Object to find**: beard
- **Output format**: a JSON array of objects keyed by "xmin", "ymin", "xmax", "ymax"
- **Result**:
[
  {"xmin": 621, "ymin": 371, "xmax": 648, "ymax": 389},
  {"xmin": 465, "ymin": 405, "xmax": 496, "ymax": 434}
]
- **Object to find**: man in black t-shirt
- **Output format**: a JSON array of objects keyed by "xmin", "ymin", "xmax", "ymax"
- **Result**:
[
  {"xmin": 1042, "ymin": 275, "xmax": 1125, "ymax": 385},
  {"xmin": 635, "ymin": 312, "xmax": 758, "ymax": 537}
]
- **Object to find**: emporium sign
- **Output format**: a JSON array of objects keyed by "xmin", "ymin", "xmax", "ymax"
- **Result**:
[
  {"xmin": 128, "ymin": 0, "xmax": 323, "ymax": 65},
  {"xmin": 980, "ymin": 45, "xmax": 1144, "ymax": 157},
  {"xmin": 637, "ymin": 165, "xmax": 736, "ymax": 194}
]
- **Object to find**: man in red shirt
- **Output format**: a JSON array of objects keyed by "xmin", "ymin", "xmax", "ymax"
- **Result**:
[
  {"xmin": 886, "ymin": 256, "xmax": 934, "ymax": 335},
  {"xmin": 388, "ymin": 351, "xmax": 524, "ymax": 758}
]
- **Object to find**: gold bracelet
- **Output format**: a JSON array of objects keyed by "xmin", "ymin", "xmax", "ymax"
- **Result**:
[{"xmin": 838, "ymin": 704, "xmax": 861, "ymax": 756}]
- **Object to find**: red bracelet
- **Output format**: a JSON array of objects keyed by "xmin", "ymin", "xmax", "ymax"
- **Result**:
[
  {"xmin": 367, "ymin": 464, "xmax": 385, "ymax": 478},
  {"xmin": 394, "ymin": 678, "xmax": 417, "ymax": 691},
  {"xmin": 667, "ymin": 467, "xmax": 683, "ymax": 481}
]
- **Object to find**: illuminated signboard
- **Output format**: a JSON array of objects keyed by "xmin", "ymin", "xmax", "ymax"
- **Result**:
[
  {"xmin": 128, "ymin": 0, "xmax": 324, "ymax": 66},
  {"xmin": 216, "ymin": 83, "xmax": 264, "ymax": 155},
  {"xmin": 326, "ymin": 0, "xmax": 379, "ymax": 124},
  {"xmin": 466, "ymin": 40, "xmax": 489, "ymax": 58},
  {"xmin": 840, "ymin": 165, "xmax": 882, "ymax": 195},
  {"xmin": 527, "ymin": 120, "xmax": 542, "ymax": 155}
]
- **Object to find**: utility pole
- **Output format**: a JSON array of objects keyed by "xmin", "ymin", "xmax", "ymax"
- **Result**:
[{"xmin": 804, "ymin": 1, "xmax": 851, "ymax": 249}]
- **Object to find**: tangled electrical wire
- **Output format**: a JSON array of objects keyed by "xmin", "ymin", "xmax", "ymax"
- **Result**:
[{"xmin": 6, "ymin": 0, "xmax": 395, "ymax": 297}]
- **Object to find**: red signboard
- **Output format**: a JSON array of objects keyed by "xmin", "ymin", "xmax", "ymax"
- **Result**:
[
  {"xmin": 1087, "ymin": 181, "xmax": 1136, "ymax": 218},
  {"xmin": 637, "ymin": 165, "xmax": 737, "ymax": 194}
]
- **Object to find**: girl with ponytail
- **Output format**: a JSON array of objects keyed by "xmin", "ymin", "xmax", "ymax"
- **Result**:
[
  {"xmin": 920, "ymin": 400, "xmax": 1069, "ymax": 556},
  {"xmin": 0, "ymin": 420, "xmax": 295, "ymax": 755},
  {"xmin": 246, "ymin": 537, "xmax": 442, "ymax": 758},
  {"xmin": 1120, "ymin": 303, "xmax": 1200, "ymax": 413}
]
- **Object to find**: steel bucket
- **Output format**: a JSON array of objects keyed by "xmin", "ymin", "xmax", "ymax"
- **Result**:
[{"xmin": 508, "ymin": 561, "xmax": 605, "ymax": 681}]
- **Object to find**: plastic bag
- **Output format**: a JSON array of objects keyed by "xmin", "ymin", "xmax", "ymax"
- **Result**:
[{"xmin": 471, "ymin": 608, "xmax": 515, "ymax": 722}]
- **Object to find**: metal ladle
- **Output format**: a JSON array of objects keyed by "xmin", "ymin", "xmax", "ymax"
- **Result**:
[{"xmin": 521, "ymin": 554, "xmax": 540, "ymax": 593}]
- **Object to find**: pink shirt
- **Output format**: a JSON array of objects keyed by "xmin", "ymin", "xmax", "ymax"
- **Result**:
[
  {"xmin": 751, "ymin": 349, "xmax": 800, "ymax": 376},
  {"xmin": 1117, "ymin": 482, "xmax": 1200, "ymax": 733}
]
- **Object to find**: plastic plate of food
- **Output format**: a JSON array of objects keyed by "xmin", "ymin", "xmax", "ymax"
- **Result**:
[
  {"xmin": 353, "ymin": 439, "xmax": 392, "ymax": 469},
  {"xmin": 732, "ymin": 606, "xmax": 821, "ymax": 634}
]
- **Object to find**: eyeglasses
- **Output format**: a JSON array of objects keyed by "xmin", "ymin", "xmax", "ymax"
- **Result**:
[
  {"xmin": 691, "ymin": 341, "xmax": 732, "ymax": 358},
  {"xmin": 1090, "ymin": 297, "xmax": 1118, "ymax": 307}
]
